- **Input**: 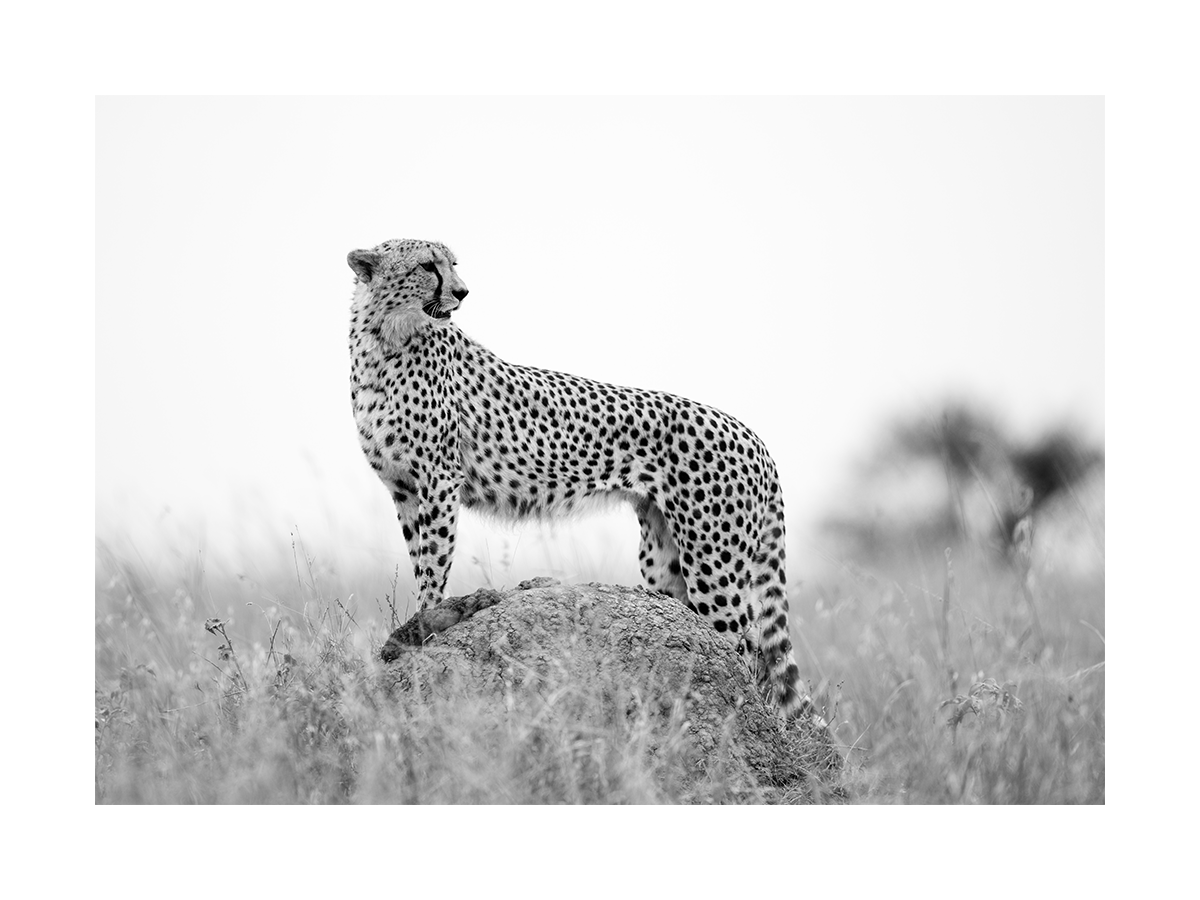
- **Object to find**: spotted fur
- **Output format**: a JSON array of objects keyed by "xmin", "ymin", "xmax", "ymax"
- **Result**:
[{"xmin": 349, "ymin": 239, "xmax": 812, "ymax": 719}]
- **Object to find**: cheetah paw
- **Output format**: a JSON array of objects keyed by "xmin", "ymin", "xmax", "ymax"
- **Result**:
[{"xmin": 379, "ymin": 587, "xmax": 505, "ymax": 661}]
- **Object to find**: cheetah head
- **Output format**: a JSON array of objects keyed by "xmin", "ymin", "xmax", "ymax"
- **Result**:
[{"xmin": 347, "ymin": 239, "xmax": 468, "ymax": 346}]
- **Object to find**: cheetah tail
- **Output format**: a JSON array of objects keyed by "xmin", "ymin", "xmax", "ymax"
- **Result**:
[{"xmin": 755, "ymin": 510, "xmax": 814, "ymax": 721}]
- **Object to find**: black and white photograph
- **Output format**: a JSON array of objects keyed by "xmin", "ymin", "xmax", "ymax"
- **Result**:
[
  {"xmin": 5, "ymin": 0, "xmax": 1188, "ymax": 893},
  {"xmin": 95, "ymin": 96, "xmax": 1103, "ymax": 805}
]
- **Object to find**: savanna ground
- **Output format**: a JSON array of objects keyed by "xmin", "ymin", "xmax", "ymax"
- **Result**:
[{"xmin": 95, "ymin": 463, "xmax": 1103, "ymax": 804}]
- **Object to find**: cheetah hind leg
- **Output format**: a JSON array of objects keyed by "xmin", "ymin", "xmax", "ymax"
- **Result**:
[
  {"xmin": 637, "ymin": 496, "xmax": 771, "ymax": 707},
  {"xmin": 633, "ymin": 496, "xmax": 688, "ymax": 602},
  {"xmin": 634, "ymin": 495, "xmax": 821, "ymax": 726}
]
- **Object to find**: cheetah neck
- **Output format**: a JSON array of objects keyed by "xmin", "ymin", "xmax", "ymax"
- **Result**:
[{"xmin": 350, "ymin": 288, "xmax": 456, "ymax": 358}]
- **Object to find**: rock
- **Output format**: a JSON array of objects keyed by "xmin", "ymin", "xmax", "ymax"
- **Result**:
[{"xmin": 379, "ymin": 579, "xmax": 843, "ymax": 803}]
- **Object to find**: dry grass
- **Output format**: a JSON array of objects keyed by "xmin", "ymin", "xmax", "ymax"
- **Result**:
[
  {"xmin": 96, "ymin": 488, "xmax": 1103, "ymax": 804},
  {"xmin": 800, "ymin": 528, "xmax": 1104, "ymax": 803},
  {"xmin": 96, "ymin": 538, "xmax": 775, "ymax": 803}
]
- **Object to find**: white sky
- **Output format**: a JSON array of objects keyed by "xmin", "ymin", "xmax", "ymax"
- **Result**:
[{"xmin": 96, "ymin": 96, "xmax": 1102, "ymax": 578}]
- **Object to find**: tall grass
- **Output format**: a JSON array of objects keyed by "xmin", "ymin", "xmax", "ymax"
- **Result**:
[
  {"xmin": 96, "ymin": 533, "xmax": 764, "ymax": 803},
  {"xmin": 799, "ymin": 503, "xmax": 1104, "ymax": 803},
  {"xmin": 96, "ymin": 479, "xmax": 1103, "ymax": 803}
]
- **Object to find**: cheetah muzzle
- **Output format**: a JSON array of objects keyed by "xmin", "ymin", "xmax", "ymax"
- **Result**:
[{"xmin": 347, "ymin": 237, "xmax": 817, "ymax": 722}]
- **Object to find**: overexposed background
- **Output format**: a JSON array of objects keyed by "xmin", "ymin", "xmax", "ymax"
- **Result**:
[{"xmin": 96, "ymin": 96, "xmax": 1102, "ymax": 591}]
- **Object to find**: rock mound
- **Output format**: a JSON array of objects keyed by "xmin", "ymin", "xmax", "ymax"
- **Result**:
[{"xmin": 380, "ymin": 578, "xmax": 842, "ymax": 803}]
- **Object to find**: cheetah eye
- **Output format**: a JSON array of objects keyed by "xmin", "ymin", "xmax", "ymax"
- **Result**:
[{"xmin": 420, "ymin": 262, "xmax": 437, "ymax": 273}]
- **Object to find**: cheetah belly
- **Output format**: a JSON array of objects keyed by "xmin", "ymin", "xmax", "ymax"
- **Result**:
[{"xmin": 456, "ymin": 440, "xmax": 643, "ymax": 521}]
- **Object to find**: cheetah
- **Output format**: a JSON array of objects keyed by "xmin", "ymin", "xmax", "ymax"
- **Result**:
[{"xmin": 348, "ymin": 238, "xmax": 813, "ymax": 719}]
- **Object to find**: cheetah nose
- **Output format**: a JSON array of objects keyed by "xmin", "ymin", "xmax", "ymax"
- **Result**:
[{"xmin": 452, "ymin": 288, "xmax": 468, "ymax": 301}]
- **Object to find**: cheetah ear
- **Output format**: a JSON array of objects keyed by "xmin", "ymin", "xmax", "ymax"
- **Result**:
[{"xmin": 347, "ymin": 249, "xmax": 381, "ymax": 283}]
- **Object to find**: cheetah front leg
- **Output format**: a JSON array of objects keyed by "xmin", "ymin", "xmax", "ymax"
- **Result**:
[
  {"xmin": 388, "ymin": 479, "xmax": 423, "ymax": 586},
  {"xmin": 380, "ymin": 469, "xmax": 465, "ymax": 661},
  {"xmin": 411, "ymin": 470, "xmax": 463, "ymax": 611}
]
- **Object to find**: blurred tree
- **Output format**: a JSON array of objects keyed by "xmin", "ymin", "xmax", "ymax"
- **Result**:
[
  {"xmin": 884, "ymin": 403, "xmax": 1007, "ymax": 541},
  {"xmin": 1001, "ymin": 429, "xmax": 1104, "ymax": 553},
  {"xmin": 889, "ymin": 404, "xmax": 1004, "ymax": 482},
  {"xmin": 839, "ymin": 402, "xmax": 1104, "ymax": 561}
]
